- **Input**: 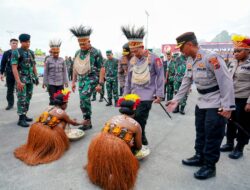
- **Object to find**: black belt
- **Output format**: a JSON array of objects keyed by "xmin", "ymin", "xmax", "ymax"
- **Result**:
[{"xmin": 197, "ymin": 85, "xmax": 219, "ymax": 94}]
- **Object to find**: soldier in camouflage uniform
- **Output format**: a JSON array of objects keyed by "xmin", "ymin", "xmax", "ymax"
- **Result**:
[
  {"xmin": 91, "ymin": 58, "xmax": 105, "ymax": 102},
  {"xmin": 11, "ymin": 34, "xmax": 39, "ymax": 127},
  {"xmin": 166, "ymin": 52, "xmax": 176, "ymax": 101},
  {"xmin": 162, "ymin": 52, "xmax": 170, "ymax": 100},
  {"xmin": 118, "ymin": 43, "xmax": 131, "ymax": 96},
  {"xmin": 173, "ymin": 54, "xmax": 188, "ymax": 114},
  {"xmin": 101, "ymin": 50, "xmax": 119, "ymax": 106},
  {"xmin": 70, "ymin": 26, "xmax": 103, "ymax": 130}
]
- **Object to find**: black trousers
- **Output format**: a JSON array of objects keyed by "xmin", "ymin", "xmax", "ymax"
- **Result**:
[
  {"xmin": 48, "ymin": 85, "xmax": 64, "ymax": 105},
  {"xmin": 134, "ymin": 101, "xmax": 153, "ymax": 137},
  {"xmin": 226, "ymin": 98, "xmax": 250, "ymax": 145},
  {"xmin": 6, "ymin": 73, "xmax": 15, "ymax": 107},
  {"xmin": 195, "ymin": 105, "xmax": 226, "ymax": 165}
]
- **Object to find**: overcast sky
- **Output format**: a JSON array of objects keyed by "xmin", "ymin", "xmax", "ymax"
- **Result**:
[{"xmin": 0, "ymin": 0, "xmax": 249, "ymax": 57}]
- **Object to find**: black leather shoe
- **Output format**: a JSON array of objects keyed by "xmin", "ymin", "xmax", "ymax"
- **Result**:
[
  {"xmin": 99, "ymin": 98, "xmax": 103, "ymax": 102},
  {"xmin": 182, "ymin": 154, "xmax": 204, "ymax": 166},
  {"xmin": 142, "ymin": 135, "xmax": 148, "ymax": 145},
  {"xmin": 173, "ymin": 107, "xmax": 179, "ymax": 113},
  {"xmin": 91, "ymin": 97, "xmax": 96, "ymax": 101},
  {"xmin": 229, "ymin": 150, "xmax": 243, "ymax": 159},
  {"xmin": 25, "ymin": 115, "xmax": 33, "ymax": 122},
  {"xmin": 194, "ymin": 165, "xmax": 216, "ymax": 180},
  {"xmin": 78, "ymin": 124, "xmax": 92, "ymax": 131},
  {"xmin": 220, "ymin": 143, "xmax": 234, "ymax": 152}
]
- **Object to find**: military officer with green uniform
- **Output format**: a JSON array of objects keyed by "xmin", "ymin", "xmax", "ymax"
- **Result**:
[
  {"xmin": 173, "ymin": 54, "xmax": 188, "ymax": 114},
  {"xmin": 166, "ymin": 52, "xmax": 176, "ymax": 101},
  {"xmin": 101, "ymin": 50, "xmax": 119, "ymax": 106},
  {"xmin": 70, "ymin": 25, "xmax": 103, "ymax": 130},
  {"xmin": 11, "ymin": 34, "xmax": 39, "ymax": 127}
]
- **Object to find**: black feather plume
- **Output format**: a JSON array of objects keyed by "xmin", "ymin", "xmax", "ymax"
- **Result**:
[
  {"xmin": 70, "ymin": 25, "xmax": 93, "ymax": 37},
  {"xmin": 121, "ymin": 25, "xmax": 146, "ymax": 40}
]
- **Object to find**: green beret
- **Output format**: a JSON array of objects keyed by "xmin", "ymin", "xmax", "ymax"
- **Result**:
[
  {"xmin": 19, "ymin": 33, "xmax": 31, "ymax": 42},
  {"xmin": 106, "ymin": 50, "xmax": 112, "ymax": 55}
]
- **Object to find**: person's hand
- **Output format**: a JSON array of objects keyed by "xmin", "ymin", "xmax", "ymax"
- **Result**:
[
  {"xmin": 129, "ymin": 138, "xmax": 134, "ymax": 147},
  {"xmin": 42, "ymin": 84, "xmax": 47, "ymax": 89},
  {"xmin": 0, "ymin": 74, "xmax": 4, "ymax": 81},
  {"xmin": 64, "ymin": 83, "xmax": 68, "ymax": 88},
  {"xmin": 72, "ymin": 82, "xmax": 76, "ymax": 93},
  {"xmin": 166, "ymin": 99, "xmax": 178, "ymax": 112},
  {"xmin": 245, "ymin": 103, "xmax": 250, "ymax": 112},
  {"xmin": 153, "ymin": 96, "xmax": 161, "ymax": 104},
  {"xmin": 218, "ymin": 108, "xmax": 232, "ymax": 119},
  {"xmin": 17, "ymin": 81, "xmax": 25, "ymax": 91},
  {"xmin": 95, "ymin": 84, "xmax": 102, "ymax": 93}
]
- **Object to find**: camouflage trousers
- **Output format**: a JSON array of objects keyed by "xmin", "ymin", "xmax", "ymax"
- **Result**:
[
  {"xmin": 78, "ymin": 75, "xmax": 98, "ymax": 119},
  {"xmin": 17, "ymin": 83, "xmax": 33, "ymax": 115},
  {"xmin": 166, "ymin": 80, "xmax": 174, "ymax": 101},
  {"xmin": 92, "ymin": 83, "xmax": 105, "ymax": 99},
  {"xmin": 106, "ymin": 78, "xmax": 118, "ymax": 101},
  {"xmin": 174, "ymin": 81, "xmax": 188, "ymax": 107}
]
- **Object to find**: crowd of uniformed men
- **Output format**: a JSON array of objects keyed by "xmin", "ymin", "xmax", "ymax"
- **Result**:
[{"xmin": 0, "ymin": 26, "xmax": 249, "ymax": 180}]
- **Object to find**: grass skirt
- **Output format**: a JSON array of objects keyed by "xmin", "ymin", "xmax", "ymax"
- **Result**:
[
  {"xmin": 86, "ymin": 132, "xmax": 139, "ymax": 190},
  {"xmin": 14, "ymin": 122, "xmax": 69, "ymax": 166}
]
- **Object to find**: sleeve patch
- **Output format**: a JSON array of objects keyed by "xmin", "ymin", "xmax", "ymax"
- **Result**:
[
  {"xmin": 155, "ymin": 58, "xmax": 163, "ymax": 67},
  {"xmin": 209, "ymin": 57, "xmax": 220, "ymax": 70}
]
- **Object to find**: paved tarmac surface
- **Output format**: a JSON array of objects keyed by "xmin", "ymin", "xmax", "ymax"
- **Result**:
[{"xmin": 0, "ymin": 80, "xmax": 249, "ymax": 190}]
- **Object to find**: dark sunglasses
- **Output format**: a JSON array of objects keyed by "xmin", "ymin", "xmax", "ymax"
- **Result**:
[{"xmin": 233, "ymin": 49, "xmax": 246, "ymax": 53}]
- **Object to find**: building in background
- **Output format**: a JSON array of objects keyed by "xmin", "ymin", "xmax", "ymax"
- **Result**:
[{"xmin": 162, "ymin": 42, "xmax": 233, "ymax": 61}]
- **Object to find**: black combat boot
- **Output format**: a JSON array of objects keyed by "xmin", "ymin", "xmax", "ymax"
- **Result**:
[
  {"xmin": 17, "ymin": 115, "xmax": 29, "ymax": 128},
  {"xmin": 179, "ymin": 106, "xmax": 185, "ymax": 115},
  {"xmin": 228, "ymin": 143, "xmax": 244, "ymax": 159},
  {"xmin": 24, "ymin": 115, "xmax": 33, "ymax": 122},
  {"xmin": 194, "ymin": 163, "xmax": 216, "ymax": 180},
  {"xmin": 182, "ymin": 153, "xmax": 204, "ymax": 166},
  {"xmin": 78, "ymin": 119, "xmax": 92, "ymax": 131},
  {"xmin": 220, "ymin": 141, "xmax": 234, "ymax": 152},
  {"xmin": 173, "ymin": 106, "xmax": 179, "ymax": 113},
  {"xmin": 5, "ymin": 105, "xmax": 13, "ymax": 110},
  {"xmin": 99, "ymin": 95, "xmax": 104, "ymax": 102},
  {"xmin": 106, "ymin": 99, "xmax": 112, "ymax": 106}
]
